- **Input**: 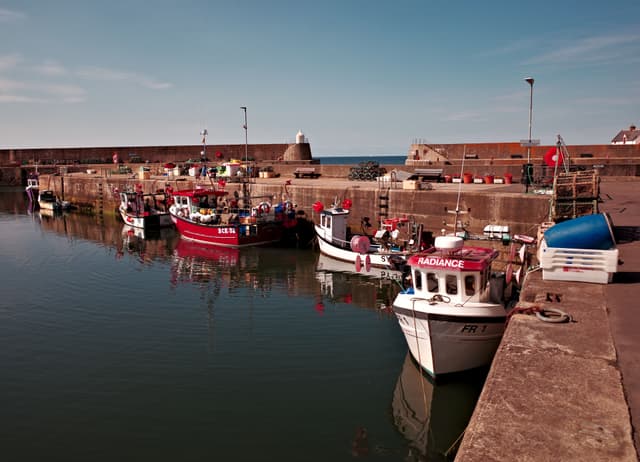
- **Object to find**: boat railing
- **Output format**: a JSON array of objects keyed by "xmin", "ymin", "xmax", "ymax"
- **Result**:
[{"xmin": 329, "ymin": 236, "xmax": 351, "ymax": 250}]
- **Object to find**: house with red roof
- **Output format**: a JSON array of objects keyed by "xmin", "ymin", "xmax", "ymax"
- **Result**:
[{"xmin": 611, "ymin": 124, "xmax": 639, "ymax": 144}]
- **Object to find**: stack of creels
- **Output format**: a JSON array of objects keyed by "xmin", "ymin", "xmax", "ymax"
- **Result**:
[{"xmin": 347, "ymin": 161, "xmax": 387, "ymax": 181}]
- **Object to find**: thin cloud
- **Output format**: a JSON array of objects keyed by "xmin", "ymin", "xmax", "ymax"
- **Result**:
[
  {"xmin": 0, "ymin": 78, "xmax": 26, "ymax": 91},
  {"xmin": 573, "ymin": 96, "xmax": 638, "ymax": 106},
  {"xmin": 477, "ymin": 39, "xmax": 536, "ymax": 58},
  {"xmin": 0, "ymin": 53, "xmax": 22, "ymax": 72},
  {"xmin": 76, "ymin": 66, "xmax": 172, "ymax": 89},
  {"xmin": 34, "ymin": 60, "xmax": 68, "ymax": 76},
  {"xmin": 40, "ymin": 83, "xmax": 87, "ymax": 102},
  {"xmin": 0, "ymin": 78, "xmax": 86, "ymax": 103},
  {"xmin": 524, "ymin": 33, "xmax": 640, "ymax": 66},
  {"xmin": 0, "ymin": 8, "xmax": 26, "ymax": 22},
  {"xmin": 444, "ymin": 111, "xmax": 486, "ymax": 122},
  {"xmin": 0, "ymin": 94, "xmax": 45, "ymax": 103}
]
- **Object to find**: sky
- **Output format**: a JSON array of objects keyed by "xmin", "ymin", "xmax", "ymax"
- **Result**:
[{"xmin": 1, "ymin": 1, "xmax": 639, "ymax": 156}]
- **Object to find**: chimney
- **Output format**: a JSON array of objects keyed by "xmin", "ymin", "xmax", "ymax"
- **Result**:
[{"xmin": 630, "ymin": 125, "xmax": 636, "ymax": 131}]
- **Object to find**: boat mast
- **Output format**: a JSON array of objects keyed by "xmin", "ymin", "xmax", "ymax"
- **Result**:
[{"xmin": 447, "ymin": 145, "xmax": 467, "ymax": 236}]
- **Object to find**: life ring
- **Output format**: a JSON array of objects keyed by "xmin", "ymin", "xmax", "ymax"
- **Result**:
[
  {"xmin": 258, "ymin": 202, "xmax": 271, "ymax": 214},
  {"xmin": 544, "ymin": 147, "xmax": 564, "ymax": 167}
]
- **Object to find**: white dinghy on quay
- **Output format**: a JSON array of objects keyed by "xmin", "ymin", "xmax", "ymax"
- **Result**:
[{"xmin": 392, "ymin": 235, "xmax": 511, "ymax": 377}]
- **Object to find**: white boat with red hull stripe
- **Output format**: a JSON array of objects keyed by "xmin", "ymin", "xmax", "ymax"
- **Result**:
[{"xmin": 392, "ymin": 235, "xmax": 511, "ymax": 377}]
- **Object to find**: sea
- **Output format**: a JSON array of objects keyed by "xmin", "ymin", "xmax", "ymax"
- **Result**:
[{"xmin": 0, "ymin": 181, "xmax": 486, "ymax": 462}]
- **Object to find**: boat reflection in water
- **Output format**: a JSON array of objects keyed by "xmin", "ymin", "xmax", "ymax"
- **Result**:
[
  {"xmin": 119, "ymin": 224, "xmax": 177, "ymax": 262},
  {"xmin": 169, "ymin": 237, "xmax": 320, "ymax": 311},
  {"xmin": 170, "ymin": 237, "xmax": 240, "ymax": 287},
  {"xmin": 315, "ymin": 252, "xmax": 404, "ymax": 312},
  {"xmin": 392, "ymin": 353, "xmax": 487, "ymax": 461}
]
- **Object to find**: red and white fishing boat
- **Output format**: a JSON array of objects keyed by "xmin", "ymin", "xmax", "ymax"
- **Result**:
[
  {"xmin": 313, "ymin": 199, "xmax": 431, "ymax": 273},
  {"xmin": 392, "ymin": 235, "xmax": 510, "ymax": 377},
  {"xmin": 118, "ymin": 185, "xmax": 173, "ymax": 230},
  {"xmin": 169, "ymin": 186, "xmax": 297, "ymax": 248}
]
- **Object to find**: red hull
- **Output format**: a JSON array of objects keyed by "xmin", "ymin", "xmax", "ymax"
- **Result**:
[{"xmin": 172, "ymin": 215, "xmax": 283, "ymax": 248}]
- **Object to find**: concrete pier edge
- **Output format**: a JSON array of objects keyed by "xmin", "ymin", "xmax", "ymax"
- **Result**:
[{"xmin": 455, "ymin": 180, "xmax": 640, "ymax": 462}]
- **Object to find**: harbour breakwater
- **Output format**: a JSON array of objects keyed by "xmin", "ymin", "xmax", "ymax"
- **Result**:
[{"xmin": 32, "ymin": 168, "xmax": 551, "ymax": 244}]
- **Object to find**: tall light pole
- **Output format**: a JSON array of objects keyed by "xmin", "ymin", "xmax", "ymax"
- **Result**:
[
  {"xmin": 524, "ymin": 77, "xmax": 535, "ymax": 193},
  {"xmin": 525, "ymin": 77, "xmax": 534, "ymax": 164},
  {"xmin": 240, "ymin": 107, "xmax": 248, "ymax": 166}
]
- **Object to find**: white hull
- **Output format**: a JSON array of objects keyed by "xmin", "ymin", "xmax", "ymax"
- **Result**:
[
  {"xmin": 38, "ymin": 200, "xmax": 58, "ymax": 210},
  {"xmin": 316, "ymin": 252, "xmax": 403, "ymax": 281},
  {"xmin": 393, "ymin": 296, "xmax": 505, "ymax": 376},
  {"xmin": 315, "ymin": 224, "xmax": 408, "ymax": 270},
  {"xmin": 119, "ymin": 206, "xmax": 173, "ymax": 229}
]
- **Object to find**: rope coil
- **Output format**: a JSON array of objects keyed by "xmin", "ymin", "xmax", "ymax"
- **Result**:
[{"xmin": 508, "ymin": 304, "xmax": 572, "ymax": 324}]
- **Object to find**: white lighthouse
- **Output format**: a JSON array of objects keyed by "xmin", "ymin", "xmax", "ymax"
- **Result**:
[{"xmin": 296, "ymin": 130, "xmax": 306, "ymax": 144}]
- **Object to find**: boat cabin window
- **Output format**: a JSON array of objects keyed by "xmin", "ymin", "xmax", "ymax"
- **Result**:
[
  {"xmin": 414, "ymin": 269, "xmax": 423, "ymax": 290},
  {"xmin": 445, "ymin": 274, "xmax": 458, "ymax": 295},
  {"xmin": 465, "ymin": 275, "xmax": 476, "ymax": 296},
  {"xmin": 321, "ymin": 215, "xmax": 331, "ymax": 228},
  {"xmin": 426, "ymin": 272, "xmax": 438, "ymax": 292}
]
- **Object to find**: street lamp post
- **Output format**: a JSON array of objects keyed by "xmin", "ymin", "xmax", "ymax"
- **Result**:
[
  {"xmin": 525, "ymin": 77, "xmax": 534, "ymax": 164},
  {"xmin": 240, "ymin": 107, "xmax": 248, "ymax": 166},
  {"xmin": 240, "ymin": 106, "xmax": 249, "ymax": 203},
  {"xmin": 524, "ymin": 77, "xmax": 534, "ymax": 193}
]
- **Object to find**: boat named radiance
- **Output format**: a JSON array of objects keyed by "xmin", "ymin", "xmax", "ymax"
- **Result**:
[{"xmin": 392, "ymin": 235, "xmax": 512, "ymax": 377}]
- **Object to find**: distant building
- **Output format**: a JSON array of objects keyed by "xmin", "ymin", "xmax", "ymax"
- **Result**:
[{"xmin": 611, "ymin": 124, "xmax": 639, "ymax": 145}]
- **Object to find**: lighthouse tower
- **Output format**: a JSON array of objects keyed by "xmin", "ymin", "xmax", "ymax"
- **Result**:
[{"xmin": 283, "ymin": 129, "xmax": 312, "ymax": 161}]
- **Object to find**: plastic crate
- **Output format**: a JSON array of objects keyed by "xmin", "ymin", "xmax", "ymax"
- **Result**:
[{"xmin": 538, "ymin": 239, "xmax": 618, "ymax": 284}]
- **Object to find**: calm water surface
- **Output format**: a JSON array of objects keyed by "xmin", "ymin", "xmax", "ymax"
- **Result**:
[{"xmin": 0, "ymin": 188, "xmax": 485, "ymax": 462}]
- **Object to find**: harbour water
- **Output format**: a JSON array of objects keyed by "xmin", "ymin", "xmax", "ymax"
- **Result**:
[{"xmin": 0, "ymin": 188, "xmax": 486, "ymax": 462}]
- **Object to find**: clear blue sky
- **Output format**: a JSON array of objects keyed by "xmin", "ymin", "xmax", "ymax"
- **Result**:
[{"xmin": 1, "ymin": 1, "xmax": 639, "ymax": 155}]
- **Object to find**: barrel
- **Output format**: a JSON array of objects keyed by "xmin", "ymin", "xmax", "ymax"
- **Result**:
[{"xmin": 544, "ymin": 213, "xmax": 615, "ymax": 250}]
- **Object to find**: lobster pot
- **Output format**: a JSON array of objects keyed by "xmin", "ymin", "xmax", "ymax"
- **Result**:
[
  {"xmin": 539, "ymin": 239, "xmax": 618, "ymax": 284},
  {"xmin": 543, "ymin": 213, "xmax": 615, "ymax": 250}
]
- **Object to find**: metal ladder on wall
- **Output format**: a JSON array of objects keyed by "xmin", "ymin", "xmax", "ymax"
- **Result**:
[
  {"xmin": 97, "ymin": 182, "xmax": 104, "ymax": 224},
  {"xmin": 378, "ymin": 187, "xmax": 390, "ymax": 225}
]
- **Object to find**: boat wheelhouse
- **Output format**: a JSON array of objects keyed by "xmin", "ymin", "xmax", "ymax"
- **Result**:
[
  {"xmin": 392, "ymin": 236, "xmax": 508, "ymax": 377},
  {"xmin": 118, "ymin": 188, "xmax": 173, "ymax": 230},
  {"xmin": 314, "ymin": 201, "xmax": 429, "ymax": 272},
  {"xmin": 25, "ymin": 175, "xmax": 39, "ymax": 204}
]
